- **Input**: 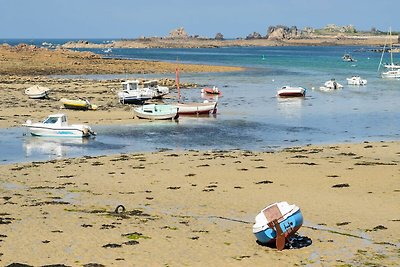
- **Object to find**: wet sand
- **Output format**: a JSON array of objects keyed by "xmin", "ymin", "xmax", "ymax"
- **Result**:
[{"xmin": 0, "ymin": 142, "xmax": 399, "ymax": 266}]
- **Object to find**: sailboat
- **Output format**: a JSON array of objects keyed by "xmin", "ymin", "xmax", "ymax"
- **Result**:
[
  {"xmin": 379, "ymin": 28, "xmax": 400, "ymax": 78},
  {"xmin": 173, "ymin": 67, "xmax": 217, "ymax": 116}
]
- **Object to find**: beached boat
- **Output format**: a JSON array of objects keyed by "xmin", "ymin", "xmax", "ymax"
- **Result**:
[
  {"xmin": 117, "ymin": 80, "xmax": 153, "ymax": 104},
  {"xmin": 23, "ymin": 114, "xmax": 96, "ymax": 137},
  {"xmin": 174, "ymin": 67, "xmax": 218, "ymax": 116},
  {"xmin": 342, "ymin": 53, "xmax": 356, "ymax": 62},
  {"xmin": 277, "ymin": 86, "xmax": 306, "ymax": 97},
  {"xmin": 118, "ymin": 80, "xmax": 169, "ymax": 104},
  {"xmin": 60, "ymin": 98, "xmax": 98, "ymax": 110},
  {"xmin": 133, "ymin": 104, "xmax": 179, "ymax": 120},
  {"xmin": 253, "ymin": 201, "xmax": 303, "ymax": 250},
  {"xmin": 175, "ymin": 101, "xmax": 217, "ymax": 115},
  {"xmin": 25, "ymin": 85, "xmax": 50, "ymax": 99},
  {"xmin": 143, "ymin": 80, "xmax": 170, "ymax": 98},
  {"xmin": 319, "ymin": 79, "xmax": 344, "ymax": 90},
  {"xmin": 346, "ymin": 76, "xmax": 367, "ymax": 86},
  {"xmin": 201, "ymin": 86, "xmax": 221, "ymax": 95}
]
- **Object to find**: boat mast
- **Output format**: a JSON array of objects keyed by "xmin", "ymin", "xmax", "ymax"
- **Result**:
[{"xmin": 175, "ymin": 66, "xmax": 180, "ymax": 103}]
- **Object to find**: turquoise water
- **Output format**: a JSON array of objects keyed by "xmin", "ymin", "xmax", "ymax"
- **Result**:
[{"xmin": 1, "ymin": 40, "xmax": 399, "ymax": 164}]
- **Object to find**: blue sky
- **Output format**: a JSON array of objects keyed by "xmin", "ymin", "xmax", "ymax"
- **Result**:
[{"xmin": 1, "ymin": 0, "xmax": 399, "ymax": 38}]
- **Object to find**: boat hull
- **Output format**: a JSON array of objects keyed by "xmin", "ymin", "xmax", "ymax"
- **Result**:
[
  {"xmin": 119, "ymin": 97, "xmax": 149, "ymax": 105},
  {"xmin": 60, "ymin": 99, "xmax": 97, "ymax": 110},
  {"xmin": 253, "ymin": 209, "xmax": 303, "ymax": 245},
  {"xmin": 26, "ymin": 126, "xmax": 91, "ymax": 137},
  {"xmin": 133, "ymin": 104, "xmax": 179, "ymax": 120},
  {"xmin": 277, "ymin": 86, "xmax": 306, "ymax": 97},
  {"xmin": 176, "ymin": 102, "xmax": 217, "ymax": 115}
]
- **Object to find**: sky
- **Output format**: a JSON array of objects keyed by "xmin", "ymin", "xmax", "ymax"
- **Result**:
[{"xmin": 1, "ymin": 0, "xmax": 399, "ymax": 39}]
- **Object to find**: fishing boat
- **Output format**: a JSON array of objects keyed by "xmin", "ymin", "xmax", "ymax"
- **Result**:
[
  {"xmin": 319, "ymin": 79, "xmax": 344, "ymax": 90},
  {"xmin": 143, "ymin": 80, "xmax": 170, "ymax": 98},
  {"xmin": 346, "ymin": 76, "xmax": 367, "ymax": 85},
  {"xmin": 118, "ymin": 80, "xmax": 169, "ymax": 104},
  {"xmin": 133, "ymin": 104, "xmax": 179, "ymax": 120},
  {"xmin": 201, "ymin": 86, "xmax": 221, "ymax": 95},
  {"xmin": 277, "ymin": 86, "xmax": 306, "ymax": 97},
  {"xmin": 173, "ymin": 67, "xmax": 218, "ymax": 116},
  {"xmin": 253, "ymin": 201, "xmax": 303, "ymax": 250},
  {"xmin": 117, "ymin": 80, "xmax": 153, "ymax": 104},
  {"xmin": 60, "ymin": 98, "xmax": 98, "ymax": 110},
  {"xmin": 25, "ymin": 85, "xmax": 50, "ymax": 99},
  {"xmin": 23, "ymin": 114, "xmax": 96, "ymax": 137},
  {"xmin": 379, "ymin": 28, "xmax": 400, "ymax": 78}
]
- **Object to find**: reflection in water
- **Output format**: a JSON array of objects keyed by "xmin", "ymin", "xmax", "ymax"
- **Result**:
[
  {"xmin": 276, "ymin": 97, "xmax": 305, "ymax": 119},
  {"xmin": 23, "ymin": 137, "xmax": 90, "ymax": 158}
]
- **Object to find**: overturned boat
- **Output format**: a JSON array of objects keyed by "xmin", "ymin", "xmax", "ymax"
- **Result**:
[
  {"xmin": 23, "ymin": 114, "xmax": 96, "ymax": 137},
  {"xmin": 253, "ymin": 201, "xmax": 303, "ymax": 250}
]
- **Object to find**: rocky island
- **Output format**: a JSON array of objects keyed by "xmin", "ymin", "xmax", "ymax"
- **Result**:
[{"xmin": 61, "ymin": 25, "xmax": 400, "ymax": 49}]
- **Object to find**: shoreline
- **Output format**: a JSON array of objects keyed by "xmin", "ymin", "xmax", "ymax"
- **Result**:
[{"xmin": 0, "ymin": 140, "xmax": 398, "ymax": 266}]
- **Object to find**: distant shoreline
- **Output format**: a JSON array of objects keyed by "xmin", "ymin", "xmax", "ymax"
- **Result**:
[{"xmin": 59, "ymin": 34, "xmax": 399, "ymax": 49}]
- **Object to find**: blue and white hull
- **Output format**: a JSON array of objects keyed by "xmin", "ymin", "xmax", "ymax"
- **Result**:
[{"xmin": 253, "ymin": 201, "xmax": 303, "ymax": 245}]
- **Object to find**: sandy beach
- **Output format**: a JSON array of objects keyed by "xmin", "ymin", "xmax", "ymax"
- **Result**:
[
  {"xmin": 0, "ymin": 44, "xmax": 399, "ymax": 266},
  {"xmin": 0, "ymin": 142, "xmax": 399, "ymax": 266}
]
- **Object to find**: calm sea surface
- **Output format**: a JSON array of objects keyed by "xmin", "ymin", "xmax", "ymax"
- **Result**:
[{"xmin": 1, "ymin": 39, "xmax": 399, "ymax": 164}]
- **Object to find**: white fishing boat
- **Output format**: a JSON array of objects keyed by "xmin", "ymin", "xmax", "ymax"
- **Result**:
[
  {"xmin": 117, "ymin": 80, "xmax": 153, "ymax": 104},
  {"xmin": 143, "ymin": 80, "xmax": 170, "ymax": 98},
  {"xmin": 379, "ymin": 27, "xmax": 400, "ymax": 79},
  {"xmin": 346, "ymin": 76, "xmax": 367, "ymax": 86},
  {"xmin": 25, "ymin": 85, "xmax": 50, "ymax": 99},
  {"xmin": 23, "ymin": 114, "xmax": 96, "ymax": 137},
  {"xmin": 319, "ymin": 79, "xmax": 343, "ymax": 90},
  {"xmin": 118, "ymin": 80, "xmax": 169, "ymax": 104},
  {"xmin": 133, "ymin": 104, "xmax": 179, "ymax": 120},
  {"xmin": 277, "ymin": 86, "xmax": 306, "ymax": 97}
]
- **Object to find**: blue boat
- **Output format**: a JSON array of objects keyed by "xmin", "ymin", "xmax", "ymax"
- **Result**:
[{"xmin": 253, "ymin": 201, "xmax": 303, "ymax": 250}]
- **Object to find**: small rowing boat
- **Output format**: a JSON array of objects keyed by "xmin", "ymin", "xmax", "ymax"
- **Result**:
[
  {"xmin": 277, "ymin": 86, "xmax": 306, "ymax": 97},
  {"xmin": 133, "ymin": 104, "xmax": 179, "ymax": 120}
]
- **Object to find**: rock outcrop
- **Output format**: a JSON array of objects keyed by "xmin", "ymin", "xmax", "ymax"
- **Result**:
[
  {"xmin": 246, "ymin": 32, "xmax": 263, "ymax": 40},
  {"xmin": 267, "ymin": 25, "xmax": 301, "ymax": 40},
  {"xmin": 168, "ymin": 27, "xmax": 189, "ymax": 39},
  {"xmin": 214, "ymin": 32, "xmax": 224, "ymax": 40}
]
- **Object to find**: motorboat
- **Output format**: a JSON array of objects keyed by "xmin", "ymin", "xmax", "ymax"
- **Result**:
[
  {"xmin": 25, "ymin": 85, "xmax": 50, "ymax": 99},
  {"xmin": 143, "ymin": 80, "xmax": 170, "ymax": 98},
  {"xmin": 175, "ymin": 101, "xmax": 217, "ymax": 115},
  {"xmin": 117, "ymin": 80, "xmax": 153, "ymax": 105},
  {"xmin": 118, "ymin": 80, "xmax": 169, "ymax": 104},
  {"xmin": 253, "ymin": 201, "xmax": 303, "ymax": 250},
  {"xmin": 342, "ymin": 53, "xmax": 356, "ymax": 62},
  {"xmin": 133, "ymin": 104, "xmax": 179, "ymax": 120},
  {"xmin": 60, "ymin": 98, "xmax": 98, "ymax": 110},
  {"xmin": 23, "ymin": 114, "xmax": 96, "ymax": 137},
  {"xmin": 277, "ymin": 86, "xmax": 306, "ymax": 97},
  {"xmin": 319, "ymin": 79, "xmax": 344, "ymax": 90},
  {"xmin": 201, "ymin": 86, "xmax": 221, "ymax": 95},
  {"xmin": 346, "ymin": 76, "xmax": 367, "ymax": 86}
]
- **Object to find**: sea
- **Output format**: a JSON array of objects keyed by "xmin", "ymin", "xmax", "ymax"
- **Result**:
[{"xmin": 1, "ymin": 38, "xmax": 399, "ymax": 164}]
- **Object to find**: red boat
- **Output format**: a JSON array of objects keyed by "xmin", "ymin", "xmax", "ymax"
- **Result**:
[{"xmin": 201, "ymin": 86, "xmax": 221, "ymax": 95}]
